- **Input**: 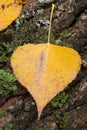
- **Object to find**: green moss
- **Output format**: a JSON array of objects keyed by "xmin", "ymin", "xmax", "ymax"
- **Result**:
[
  {"xmin": 0, "ymin": 127, "xmax": 3, "ymax": 130},
  {"xmin": 0, "ymin": 110, "xmax": 6, "ymax": 117},
  {"xmin": 60, "ymin": 42, "xmax": 73, "ymax": 48},
  {"xmin": 56, "ymin": 114, "xmax": 68, "ymax": 129},
  {"xmin": 50, "ymin": 92, "xmax": 68, "ymax": 109},
  {"xmin": 85, "ymin": 9, "xmax": 87, "ymax": 12},
  {"xmin": 0, "ymin": 41, "xmax": 17, "ymax": 67},
  {"xmin": 5, "ymin": 122, "xmax": 14, "ymax": 130},
  {"xmin": 60, "ymin": 30, "xmax": 70, "ymax": 38},
  {"xmin": 0, "ymin": 69, "xmax": 17, "ymax": 95}
]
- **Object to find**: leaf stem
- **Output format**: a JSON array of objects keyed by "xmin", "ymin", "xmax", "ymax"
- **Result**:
[{"xmin": 47, "ymin": 4, "xmax": 55, "ymax": 44}]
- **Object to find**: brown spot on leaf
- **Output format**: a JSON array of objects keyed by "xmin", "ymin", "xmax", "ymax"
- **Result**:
[
  {"xmin": 39, "ymin": 51, "xmax": 45, "ymax": 70},
  {"xmin": 1, "ymin": 4, "xmax": 5, "ymax": 10},
  {"xmin": 7, "ymin": 3, "xmax": 13, "ymax": 8}
]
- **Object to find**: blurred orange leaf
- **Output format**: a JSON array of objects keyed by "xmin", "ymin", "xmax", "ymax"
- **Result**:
[
  {"xmin": 11, "ymin": 43, "xmax": 82, "ymax": 119},
  {"xmin": 0, "ymin": 0, "xmax": 22, "ymax": 31}
]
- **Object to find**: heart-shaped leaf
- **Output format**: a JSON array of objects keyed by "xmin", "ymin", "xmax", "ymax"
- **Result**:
[
  {"xmin": 0, "ymin": 0, "xmax": 22, "ymax": 31},
  {"xmin": 11, "ymin": 43, "xmax": 81, "ymax": 119}
]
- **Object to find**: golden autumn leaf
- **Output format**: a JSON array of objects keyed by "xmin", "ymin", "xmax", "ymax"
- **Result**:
[
  {"xmin": 11, "ymin": 43, "xmax": 82, "ymax": 119},
  {"xmin": 0, "ymin": 0, "xmax": 22, "ymax": 31}
]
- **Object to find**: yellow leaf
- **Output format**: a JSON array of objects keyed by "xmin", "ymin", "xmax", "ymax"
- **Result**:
[
  {"xmin": 11, "ymin": 43, "xmax": 82, "ymax": 119},
  {"xmin": 0, "ymin": 0, "xmax": 22, "ymax": 31}
]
